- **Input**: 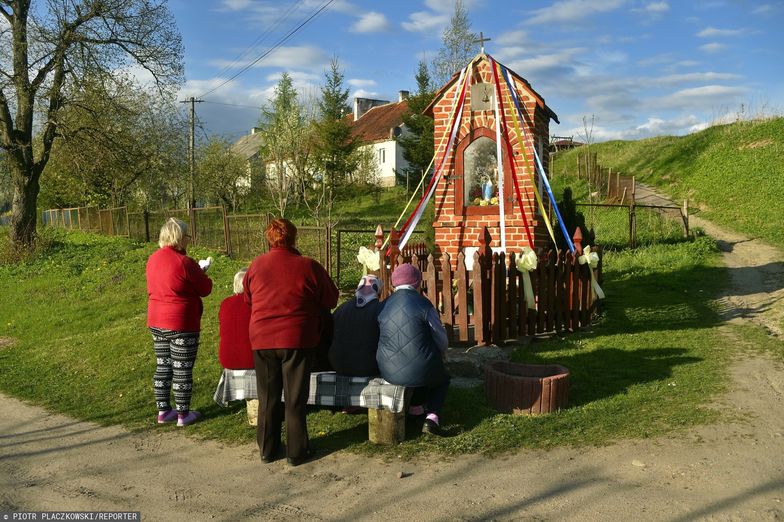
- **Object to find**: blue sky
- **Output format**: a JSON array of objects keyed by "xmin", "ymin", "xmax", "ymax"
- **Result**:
[{"xmin": 169, "ymin": 0, "xmax": 784, "ymax": 142}]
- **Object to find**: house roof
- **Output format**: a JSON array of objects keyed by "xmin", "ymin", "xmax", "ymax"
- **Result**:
[
  {"xmin": 231, "ymin": 132, "xmax": 264, "ymax": 161},
  {"xmin": 348, "ymin": 100, "xmax": 409, "ymax": 143},
  {"xmin": 424, "ymin": 53, "xmax": 559, "ymax": 124}
]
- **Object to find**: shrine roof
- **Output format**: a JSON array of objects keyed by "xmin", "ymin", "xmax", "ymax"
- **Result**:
[
  {"xmin": 348, "ymin": 100, "xmax": 409, "ymax": 143},
  {"xmin": 424, "ymin": 53, "xmax": 559, "ymax": 124}
]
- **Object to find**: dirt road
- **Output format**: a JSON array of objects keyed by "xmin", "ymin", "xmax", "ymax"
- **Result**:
[{"xmin": 2, "ymin": 188, "xmax": 783, "ymax": 521}]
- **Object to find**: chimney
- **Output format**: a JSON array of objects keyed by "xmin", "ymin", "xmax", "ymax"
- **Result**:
[
  {"xmin": 398, "ymin": 90, "xmax": 409, "ymax": 102},
  {"xmin": 353, "ymin": 97, "xmax": 361, "ymax": 121}
]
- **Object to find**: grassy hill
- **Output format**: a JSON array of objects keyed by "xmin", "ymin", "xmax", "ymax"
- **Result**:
[{"xmin": 551, "ymin": 117, "xmax": 784, "ymax": 245}]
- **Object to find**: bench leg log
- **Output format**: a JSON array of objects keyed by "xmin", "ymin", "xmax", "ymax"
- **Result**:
[
  {"xmin": 368, "ymin": 408, "xmax": 405, "ymax": 445},
  {"xmin": 246, "ymin": 399, "xmax": 259, "ymax": 427}
]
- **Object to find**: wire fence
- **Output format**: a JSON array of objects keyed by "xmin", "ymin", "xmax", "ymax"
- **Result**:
[{"xmin": 41, "ymin": 205, "xmax": 424, "ymax": 292}]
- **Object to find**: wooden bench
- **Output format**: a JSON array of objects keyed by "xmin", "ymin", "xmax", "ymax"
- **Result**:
[{"xmin": 214, "ymin": 370, "xmax": 410, "ymax": 445}]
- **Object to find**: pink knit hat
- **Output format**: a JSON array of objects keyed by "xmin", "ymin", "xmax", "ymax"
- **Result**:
[{"xmin": 391, "ymin": 263, "xmax": 421, "ymax": 288}]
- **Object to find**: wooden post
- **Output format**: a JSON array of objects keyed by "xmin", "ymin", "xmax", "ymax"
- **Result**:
[
  {"xmin": 143, "ymin": 210, "xmax": 150, "ymax": 243},
  {"xmin": 222, "ymin": 205, "xmax": 232, "ymax": 257},
  {"xmin": 630, "ymin": 176, "xmax": 637, "ymax": 248},
  {"xmin": 246, "ymin": 399, "xmax": 258, "ymax": 426},
  {"xmin": 441, "ymin": 253, "xmax": 454, "ymax": 344},
  {"xmin": 682, "ymin": 200, "xmax": 689, "ymax": 238},
  {"xmin": 189, "ymin": 208, "xmax": 197, "ymax": 245},
  {"xmin": 607, "ymin": 167, "xmax": 612, "ymax": 198},
  {"xmin": 368, "ymin": 408, "xmax": 406, "ymax": 445},
  {"xmin": 456, "ymin": 252, "xmax": 469, "ymax": 342},
  {"xmin": 388, "ymin": 228, "xmax": 401, "ymax": 274},
  {"xmin": 125, "ymin": 206, "xmax": 131, "ymax": 237}
]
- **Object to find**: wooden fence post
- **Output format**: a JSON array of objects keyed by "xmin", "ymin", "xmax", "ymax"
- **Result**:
[
  {"xmin": 125, "ymin": 206, "xmax": 131, "ymax": 237},
  {"xmin": 441, "ymin": 253, "xmax": 454, "ymax": 344},
  {"xmin": 189, "ymin": 208, "xmax": 197, "ymax": 245},
  {"xmin": 143, "ymin": 210, "xmax": 150, "ymax": 243},
  {"xmin": 222, "ymin": 205, "xmax": 232, "ymax": 257},
  {"xmin": 455, "ymin": 252, "xmax": 469, "ymax": 343},
  {"xmin": 682, "ymin": 200, "xmax": 689, "ymax": 238},
  {"xmin": 630, "ymin": 176, "xmax": 637, "ymax": 248},
  {"xmin": 572, "ymin": 228, "xmax": 583, "ymax": 331}
]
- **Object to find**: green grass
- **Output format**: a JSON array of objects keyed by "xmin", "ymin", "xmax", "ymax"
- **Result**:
[
  {"xmin": 0, "ymin": 228, "xmax": 757, "ymax": 457},
  {"xmin": 551, "ymin": 117, "xmax": 784, "ymax": 245}
]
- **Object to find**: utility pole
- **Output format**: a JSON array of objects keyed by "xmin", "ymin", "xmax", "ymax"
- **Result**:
[{"xmin": 180, "ymin": 96, "xmax": 203, "ymax": 210}]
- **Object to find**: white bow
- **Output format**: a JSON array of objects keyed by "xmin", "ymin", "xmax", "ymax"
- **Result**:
[
  {"xmin": 578, "ymin": 245, "xmax": 605, "ymax": 299},
  {"xmin": 515, "ymin": 247, "xmax": 537, "ymax": 310},
  {"xmin": 357, "ymin": 246, "xmax": 380, "ymax": 275}
]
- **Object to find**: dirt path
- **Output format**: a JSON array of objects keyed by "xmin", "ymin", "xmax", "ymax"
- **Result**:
[{"xmin": 2, "ymin": 187, "xmax": 784, "ymax": 521}]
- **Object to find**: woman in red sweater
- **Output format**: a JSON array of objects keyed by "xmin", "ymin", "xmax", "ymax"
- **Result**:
[
  {"xmin": 243, "ymin": 218, "xmax": 338, "ymax": 466},
  {"xmin": 218, "ymin": 268, "xmax": 253, "ymax": 370},
  {"xmin": 146, "ymin": 218, "xmax": 213, "ymax": 427}
]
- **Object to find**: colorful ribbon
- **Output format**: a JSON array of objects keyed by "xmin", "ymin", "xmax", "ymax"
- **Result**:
[
  {"xmin": 398, "ymin": 60, "xmax": 473, "ymax": 249},
  {"xmin": 497, "ymin": 68, "xmax": 559, "ymax": 248},
  {"xmin": 489, "ymin": 56, "xmax": 534, "ymax": 248},
  {"xmin": 499, "ymin": 65, "xmax": 575, "ymax": 253},
  {"xmin": 515, "ymin": 247, "xmax": 538, "ymax": 310},
  {"xmin": 578, "ymin": 245, "xmax": 605, "ymax": 299}
]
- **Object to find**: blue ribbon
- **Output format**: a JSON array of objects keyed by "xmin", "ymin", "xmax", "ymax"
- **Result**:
[{"xmin": 500, "ymin": 65, "xmax": 575, "ymax": 253}]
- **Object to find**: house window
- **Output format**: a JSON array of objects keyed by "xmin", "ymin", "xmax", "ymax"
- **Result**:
[
  {"xmin": 378, "ymin": 148, "xmax": 386, "ymax": 164},
  {"xmin": 464, "ymin": 136, "xmax": 498, "ymax": 207}
]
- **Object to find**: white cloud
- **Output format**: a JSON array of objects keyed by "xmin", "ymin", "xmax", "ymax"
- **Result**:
[
  {"xmin": 402, "ymin": 10, "xmax": 448, "ymax": 32},
  {"xmin": 643, "ymin": 2, "xmax": 669, "ymax": 13},
  {"xmin": 525, "ymin": 0, "xmax": 627, "ymax": 25},
  {"xmin": 352, "ymin": 88, "xmax": 381, "ymax": 99},
  {"xmin": 652, "ymin": 85, "xmax": 746, "ymax": 110},
  {"xmin": 697, "ymin": 27, "xmax": 745, "ymax": 38},
  {"xmin": 652, "ymin": 72, "xmax": 742, "ymax": 86},
  {"xmin": 264, "ymin": 71, "xmax": 320, "ymax": 83},
  {"xmin": 496, "ymin": 30, "xmax": 529, "ymax": 46},
  {"xmin": 209, "ymin": 46, "xmax": 328, "ymax": 70},
  {"xmin": 752, "ymin": 4, "xmax": 780, "ymax": 15},
  {"xmin": 699, "ymin": 42, "xmax": 728, "ymax": 53},
  {"xmin": 351, "ymin": 12, "xmax": 391, "ymax": 33},
  {"xmin": 348, "ymin": 79, "xmax": 377, "ymax": 88}
]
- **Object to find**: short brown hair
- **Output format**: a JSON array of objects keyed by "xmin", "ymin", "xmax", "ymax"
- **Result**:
[{"xmin": 265, "ymin": 218, "xmax": 297, "ymax": 248}]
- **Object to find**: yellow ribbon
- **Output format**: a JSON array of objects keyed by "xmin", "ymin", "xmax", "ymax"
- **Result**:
[
  {"xmin": 578, "ymin": 245, "xmax": 605, "ymax": 299},
  {"xmin": 357, "ymin": 246, "xmax": 380, "ymax": 276},
  {"xmin": 515, "ymin": 247, "xmax": 538, "ymax": 310},
  {"xmin": 498, "ymin": 66, "xmax": 559, "ymax": 249}
]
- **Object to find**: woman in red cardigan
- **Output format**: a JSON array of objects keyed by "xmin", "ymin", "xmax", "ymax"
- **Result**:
[
  {"xmin": 218, "ymin": 268, "xmax": 253, "ymax": 370},
  {"xmin": 243, "ymin": 218, "xmax": 338, "ymax": 466},
  {"xmin": 146, "ymin": 218, "xmax": 213, "ymax": 427}
]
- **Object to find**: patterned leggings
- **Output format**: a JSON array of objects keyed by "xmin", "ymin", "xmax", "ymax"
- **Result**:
[{"xmin": 150, "ymin": 327, "xmax": 200, "ymax": 413}]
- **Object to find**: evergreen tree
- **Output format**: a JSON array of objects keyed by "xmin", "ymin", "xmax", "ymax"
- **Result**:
[
  {"xmin": 431, "ymin": 0, "xmax": 479, "ymax": 86},
  {"xmin": 398, "ymin": 60, "xmax": 436, "ymax": 191},
  {"xmin": 314, "ymin": 57, "xmax": 358, "ymax": 190}
]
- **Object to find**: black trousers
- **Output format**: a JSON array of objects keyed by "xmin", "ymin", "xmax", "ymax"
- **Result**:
[{"xmin": 253, "ymin": 348, "xmax": 315, "ymax": 460}]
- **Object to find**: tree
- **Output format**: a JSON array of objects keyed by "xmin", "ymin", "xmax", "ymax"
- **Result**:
[
  {"xmin": 431, "ymin": 0, "xmax": 479, "ymax": 86},
  {"xmin": 257, "ymin": 73, "xmax": 313, "ymax": 217},
  {"xmin": 195, "ymin": 137, "xmax": 249, "ymax": 212},
  {"xmin": 309, "ymin": 57, "xmax": 358, "ymax": 224},
  {"xmin": 314, "ymin": 58, "xmax": 356, "ymax": 184},
  {"xmin": 398, "ymin": 60, "xmax": 436, "ymax": 192},
  {"xmin": 0, "ymin": 0, "xmax": 183, "ymax": 248},
  {"xmin": 39, "ymin": 74, "xmax": 187, "ymax": 209}
]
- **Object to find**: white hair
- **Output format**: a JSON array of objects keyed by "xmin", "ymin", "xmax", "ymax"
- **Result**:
[
  {"xmin": 233, "ymin": 268, "xmax": 248, "ymax": 294},
  {"xmin": 158, "ymin": 218, "xmax": 188, "ymax": 249}
]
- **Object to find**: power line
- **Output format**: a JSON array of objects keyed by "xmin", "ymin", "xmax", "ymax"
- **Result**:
[
  {"xmin": 198, "ymin": 0, "xmax": 336, "ymax": 98},
  {"xmin": 210, "ymin": 0, "xmax": 304, "ymax": 80},
  {"xmin": 201, "ymin": 100, "xmax": 263, "ymax": 110}
]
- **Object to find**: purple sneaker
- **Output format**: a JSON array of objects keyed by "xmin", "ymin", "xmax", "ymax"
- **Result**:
[
  {"xmin": 157, "ymin": 410, "xmax": 178, "ymax": 424},
  {"xmin": 177, "ymin": 410, "xmax": 202, "ymax": 427}
]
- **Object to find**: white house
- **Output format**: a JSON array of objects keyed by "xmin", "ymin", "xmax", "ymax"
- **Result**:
[{"xmin": 348, "ymin": 91, "xmax": 411, "ymax": 188}]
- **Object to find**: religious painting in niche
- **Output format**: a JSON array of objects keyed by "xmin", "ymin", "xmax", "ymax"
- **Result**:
[
  {"xmin": 464, "ymin": 136, "xmax": 498, "ymax": 206},
  {"xmin": 470, "ymin": 82, "xmax": 494, "ymax": 111}
]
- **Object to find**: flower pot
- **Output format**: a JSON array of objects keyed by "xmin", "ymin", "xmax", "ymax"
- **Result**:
[{"xmin": 484, "ymin": 361, "xmax": 569, "ymax": 415}]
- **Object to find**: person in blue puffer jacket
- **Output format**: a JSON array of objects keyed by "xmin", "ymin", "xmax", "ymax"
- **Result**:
[{"xmin": 377, "ymin": 263, "xmax": 450, "ymax": 436}]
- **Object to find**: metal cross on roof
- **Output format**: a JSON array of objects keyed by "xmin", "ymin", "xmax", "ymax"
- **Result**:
[{"xmin": 475, "ymin": 31, "xmax": 491, "ymax": 54}]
